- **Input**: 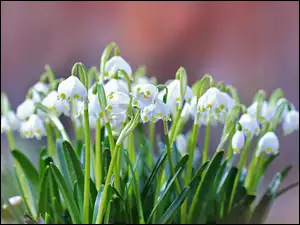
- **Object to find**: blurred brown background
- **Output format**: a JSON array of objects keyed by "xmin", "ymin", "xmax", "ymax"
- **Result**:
[{"xmin": 1, "ymin": 1, "xmax": 299, "ymax": 223}]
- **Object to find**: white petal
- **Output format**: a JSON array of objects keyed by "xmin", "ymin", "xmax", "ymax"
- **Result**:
[
  {"xmin": 257, "ymin": 132, "xmax": 279, "ymax": 155},
  {"xmin": 57, "ymin": 76, "xmax": 87, "ymax": 101},
  {"xmin": 106, "ymin": 92, "xmax": 130, "ymax": 114},
  {"xmin": 232, "ymin": 130, "xmax": 245, "ymax": 154},
  {"xmin": 16, "ymin": 99, "xmax": 35, "ymax": 121},
  {"xmin": 33, "ymin": 82, "xmax": 48, "ymax": 94},
  {"xmin": 282, "ymin": 110, "xmax": 299, "ymax": 135},
  {"xmin": 105, "ymin": 56, "xmax": 132, "ymax": 79},
  {"xmin": 104, "ymin": 79, "xmax": 129, "ymax": 95},
  {"xmin": 1, "ymin": 116, "xmax": 10, "ymax": 133}
]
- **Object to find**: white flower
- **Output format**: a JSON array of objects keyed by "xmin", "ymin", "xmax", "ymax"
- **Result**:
[
  {"xmin": 57, "ymin": 76, "xmax": 87, "ymax": 102},
  {"xmin": 273, "ymin": 98, "xmax": 296, "ymax": 121},
  {"xmin": 104, "ymin": 79, "xmax": 129, "ymax": 95},
  {"xmin": 282, "ymin": 110, "xmax": 299, "ymax": 135},
  {"xmin": 41, "ymin": 91, "xmax": 70, "ymax": 116},
  {"xmin": 33, "ymin": 82, "xmax": 48, "ymax": 94},
  {"xmin": 32, "ymin": 89, "xmax": 43, "ymax": 103},
  {"xmin": 108, "ymin": 112, "xmax": 127, "ymax": 134},
  {"xmin": 132, "ymin": 84, "xmax": 158, "ymax": 109},
  {"xmin": 140, "ymin": 99, "xmax": 171, "ymax": 123},
  {"xmin": 247, "ymin": 101, "xmax": 273, "ymax": 124},
  {"xmin": 104, "ymin": 56, "xmax": 132, "ymax": 80},
  {"xmin": 159, "ymin": 80, "xmax": 193, "ymax": 116},
  {"xmin": 1, "ymin": 116, "xmax": 10, "ymax": 133},
  {"xmin": 231, "ymin": 130, "xmax": 245, "ymax": 154},
  {"xmin": 20, "ymin": 114, "xmax": 46, "ymax": 140},
  {"xmin": 238, "ymin": 114, "xmax": 260, "ymax": 137},
  {"xmin": 257, "ymin": 132, "xmax": 279, "ymax": 156},
  {"xmin": 2, "ymin": 195, "xmax": 22, "ymax": 209},
  {"xmin": 1, "ymin": 111, "xmax": 19, "ymax": 133},
  {"xmin": 180, "ymin": 102, "xmax": 191, "ymax": 122},
  {"xmin": 106, "ymin": 92, "xmax": 130, "ymax": 114},
  {"xmin": 197, "ymin": 87, "xmax": 229, "ymax": 118},
  {"xmin": 88, "ymin": 92, "xmax": 102, "ymax": 118},
  {"xmin": 16, "ymin": 98, "xmax": 35, "ymax": 121},
  {"xmin": 167, "ymin": 79, "xmax": 193, "ymax": 104}
]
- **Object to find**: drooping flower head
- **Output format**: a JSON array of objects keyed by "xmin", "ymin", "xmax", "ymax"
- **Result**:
[
  {"xmin": 1, "ymin": 111, "xmax": 20, "ymax": 133},
  {"xmin": 257, "ymin": 131, "xmax": 279, "ymax": 156},
  {"xmin": 238, "ymin": 113, "xmax": 260, "ymax": 137},
  {"xmin": 282, "ymin": 110, "xmax": 299, "ymax": 135},
  {"xmin": 16, "ymin": 98, "xmax": 35, "ymax": 121},
  {"xmin": 231, "ymin": 123, "xmax": 245, "ymax": 154},
  {"xmin": 57, "ymin": 76, "xmax": 87, "ymax": 102},
  {"xmin": 132, "ymin": 84, "xmax": 158, "ymax": 109},
  {"xmin": 104, "ymin": 56, "xmax": 132, "ymax": 80},
  {"xmin": 197, "ymin": 87, "xmax": 229, "ymax": 118},
  {"xmin": 20, "ymin": 114, "xmax": 46, "ymax": 140}
]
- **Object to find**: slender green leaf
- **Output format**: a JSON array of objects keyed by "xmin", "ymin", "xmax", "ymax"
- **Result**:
[
  {"xmin": 73, "ymin": 181, "xmax": 83, "ymax": 217},
  {"xmin": 188, "ymin": 150, "xmax": 224, "ymax": 223},
  {"xmin": 158, "ymin": 187, "xmax": 190, "ymax": 224},
  {"xmin": 104, "ymin": 200, "xmax": 113, "ymax": 224},
  {"xmin": 92, "ymin": 185, "xmax": 104, "ymax": 224},
  {"xmin": 250, "ymin": 165, "xmax": 292, "ymax": 224},
  {"xmin": 147, "ymin": 168, "xmax": 182, "ymax": 223},
  {"xmin": 174, "ymin": 154, "xmax": 189, "ymax": 172},
  {"xmin": 12, "ymin": 150, "xmax": 39, "ymax": 190},
  {"xmin": 56, "ymin": 140, "xmax": 73, "ymax": 189},
  {"xmin": 50, "ymin": 163, "xmax": 81, "ymax": 224},
  {"xmin": 37, "ymin": 167, "xmax": 49, "ymax": 217},
  {"xmin": 276, "ymin": 181, "xmax": 299, "ymax": 198},
  {"xmin": 141, "ymin": 151, "xmax": 167, "ymax": 200}
]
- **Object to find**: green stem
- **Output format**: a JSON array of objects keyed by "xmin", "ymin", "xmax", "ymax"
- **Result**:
[
  {"xmin": 115, "ymin": 145, "xmax": 121, "ymax": 193},
  {"xmin": 149, "ymin": 122, "xmax": 155, "ymax": 151},
  {"xmin": 245, "ymin": 153, "xmax": 259, "ymax": 192},
  {"xmin": 50, "ymin": 115, "xmax": 70, "ymax": 142},
  {"xmin": 83, "ymin": 105, "xmax": 91, "ymax": 224},
  {"xmin": 226, "ymin": 129, "xmax": 235, "ymax": 160},
  {"xmin": 202, "ymin": 118, "xmax": 211, "ymax": 164},
  {"xmin": 169, "ymin": 108, "xmax": 182, "ymax": 144},
  {"xmin": 228, "ymin": 137, "xmax": 252, "ymax": 212},
  {"xmin": 95, "ymin": 119, "xmax": 103, "ymax": 190},
  {"xmin": 45, "ymin": 123, "xmax": 55, "ymax": 157},
  {"xmin": 6, "ymin": 131, "xmax": 15, "ymax": 150},
  {"xmin": 181, "ymin": 123, "xmax": 199, "ymax": 223},
  {"xmin": 95, "ymin": 144, "xmax": 121, "ymax": 224},
  {"xmin": 105, "ymin": 123, "xmax": 115, "ymax": 152},
  {"xmin": 250, "ymin": 152, "xmax": 266, "ymax": 193},
  {"xmin": 163, "ymin": 121, "xmax": 181, "ymax": 195}
]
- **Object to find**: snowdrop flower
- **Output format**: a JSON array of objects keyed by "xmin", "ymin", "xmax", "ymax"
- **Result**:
[
  {"xmin": 1, "ymin": 111, "xmax": 19, "ymax": 133},
  {"xmin": 180, "ymin": 102, "xmax": 191, "ymax": 122},
  {"xmin": 132, "ymin": 84, "xmax": 158, "ymax": 109},
  {"xmin": 1, "ymin": 116, "xmax": 10, "ymax": 133},
  {"xmin": 16, "ymin": 98, "xmax": 35, "ymax": 121},
  {"xmin": 232, "ymin": 126, "xmax": 245, "ymax": 154},
  {"xmin": 273, "ymin": 98, "xmax": 296, "ymax": 121},
  {"xmin": 282, "ymin": 110, "xmax": 299, "ymax": 135},
  {"xmin": 257, "ymin": 132, "xmax": 279, "ymax": 156},
  {"xmin": 107, "ymin": 112, "xmax": 126, "ymax": 134},
  {"xmin": 104, "ymin": 56, "xmax": 132, "ymax": 80},
  {"xmin": 41, "ymin": 91, "xmax": 70, "ymax": 116},
  {"xmin": 104, "ymin": 79, "xmax": 129, "ymax": 95},
  {"xmin": 247, "ymin": 101, "xmax": 273, "ymax": 124},
  {"xmin": 106, "ymin": 92, "xmax": 130, "ymax": 114},
  {"xmin": 140, "ymin": 99, "xmax": 171, "ymax": 123},
  {"xmin": 88, "ymin": 92, "xmax": 102, "ymax": 118},
  {"xmin": 238, "ymin": 113, "xmax": 260, "ymax": 137},
  {"xmin": 158, "ymin": 79, "xmax": 193, "ymax": 115},
  {"xmin": 33, "ymin": 82, "xmax": 48, "ymax": 94},
  {"xmin": 167, "ymin": 79, "xmax": 193, "ymax": 104},
  {"xmin": 20, "ymin": 114, "xmax": 46, "ymax": 140},
  {"xmin": 197, "ymin": 87, "xmax": 229, "ymax": 118},
  {"xmin": 2, "ymin": 196, "xmax": 22, "ymax": 209},
  {"xmin": 57, "ymin": 76, "xmax": 87, "ymax": 102}
]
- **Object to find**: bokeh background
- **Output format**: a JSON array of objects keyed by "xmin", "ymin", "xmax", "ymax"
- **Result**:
[{"xmin": 1, "ymin": 1, "xmax": 299, "ymax": 223}]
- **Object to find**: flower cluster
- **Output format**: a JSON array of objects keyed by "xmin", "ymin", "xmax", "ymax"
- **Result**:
[{"xmin": 1, "ymin": 43, "xmax": 299, "ymax": 225}]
